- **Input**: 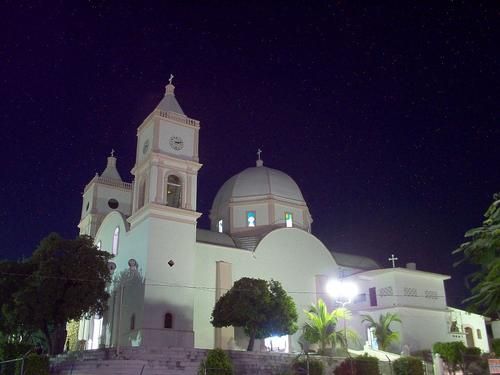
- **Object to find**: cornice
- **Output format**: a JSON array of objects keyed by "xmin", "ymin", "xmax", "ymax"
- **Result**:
[{"xmin": 128, "ymin": 202, "xmax": 202, "ymax": 228}]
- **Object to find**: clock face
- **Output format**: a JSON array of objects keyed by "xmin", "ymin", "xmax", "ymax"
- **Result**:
[
  {"xmin": 142, "ymin": 139, "xmax": 150, "ymax": 154},
  {"xmin": 169, "ymin": 136, "xmax": 184, "ymax": 151}
]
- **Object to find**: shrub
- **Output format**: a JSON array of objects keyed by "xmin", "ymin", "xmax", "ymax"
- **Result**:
[
  {"xmin": 393, "ymin": 356, "xmax": 424, "ymax": 375},
  {"xmin": 333, "ymin": 354, "xmax": 379, "ymax": 375},
  {"xmin": 491, "ymin": 338, "xmax": 500, "ymax": 357},
  {"xmin": 0, "ymin": 342, "xmax": 33, "ymax": 361},
  {"xmin": 198, "ymin": 348, "xmax": 232, "ymax": 375},
  {"xmin": 292, "ymin": 356, "xmax": 324, "ymax": 375},
  {"xmin": 16, "ymin": 354, "xmax": 49, "ymax": 375}
]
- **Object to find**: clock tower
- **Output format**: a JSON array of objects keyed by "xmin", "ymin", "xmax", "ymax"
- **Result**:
[{"xmin": 128, "ymin": 78, "xmax": 202, "ymax": 347}]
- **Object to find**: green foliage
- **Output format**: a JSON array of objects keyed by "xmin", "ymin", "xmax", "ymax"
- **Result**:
[
  {"xmin": 492, "ymin": 338, "xmax": 500, "ymax": 357},
  {"xmin": 65, "ymin": 320, "xmax": 80, "ymax": 351},
  {"xmin": 211, "ymin": 278, "xmax": 298, "ymax": 351},
  {"xmin": 333, "ymin": 354, "xmax": 379, "ymax": 375},
  {"xmin": 301, "ymin": 299, "xmax": 355, "ymax": 355},
  {"xmin": 292, "ymin": 356, "xmax": 324, "ymax": 375},
  {"xmin": 360, "ymin": 312, "xmax": 401, "ymax": 352},
  {"xmin": 393, "ymin": 356, "xmax": 424, "ymax": 375},
  {"xmin": 0, "ymin": 233, "xmax": 112, "ymax": 354},
  {"xmin": 433, "ymin": 341, "xmax": 467, "ymax": 372},
  {"xmin": 16, "ymin": 354, "xmax": 49, "ymax": 375},
  {"xmin": 198, "ymin": 348, "xmax": 232, "ymax": 375},
  {"xmin": 453, "ymin": 192, "xmax": 500, "ymax": 318},
  {"xmin": 0, "ymin": 341, "xmax": 33, "ymax": 361}
]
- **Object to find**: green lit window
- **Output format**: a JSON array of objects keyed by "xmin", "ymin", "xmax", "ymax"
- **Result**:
[{"xmin": 285, "ymin": 212, "xmax": 293, "ymax": 227}]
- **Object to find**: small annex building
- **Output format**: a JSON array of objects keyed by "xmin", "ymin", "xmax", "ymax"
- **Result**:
[{"xmin": 76, "ymin": 80, "xmax": 489, "ymax": 355}]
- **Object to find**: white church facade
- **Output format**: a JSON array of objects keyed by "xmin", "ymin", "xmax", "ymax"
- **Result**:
[{"xmin": 76, "ymin": 80, "xmax": 489, "ymax": 355}]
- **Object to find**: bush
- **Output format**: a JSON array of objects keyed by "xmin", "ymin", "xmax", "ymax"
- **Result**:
[
  {"xmin": 198, "ymin": 348, "xmax": 232, "ymax": 375},
  {"xmin": 0, "ymin": 342, "xmax": 33, "ymax": 361},
  {"xmin": 16, "ymin": 354, "xmax": 49, "ymax": 375},
  {"xmin": 292, "ymin": 356, "xmax": 324, "ymax": 375},
  {"xmin": 393, "ymin": 356, "xmax": 424, "ymax": 375},
  {"xmin": 333, "ymin": 354, "xmax": 379, "ymax": 375},
  {"xmin": 491, "ymin": 338, "xmax": 500, "ymax": 357}
]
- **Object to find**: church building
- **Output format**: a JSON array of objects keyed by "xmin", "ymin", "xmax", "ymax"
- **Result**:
[{"xmin": 76, "ymin": 79, "xmax": 489, "ymax": 354}]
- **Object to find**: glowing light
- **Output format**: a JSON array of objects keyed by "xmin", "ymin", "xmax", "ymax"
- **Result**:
[
  {"xmin": 285, "ymin": 212, "xmax": 293, "ymax": 227},
  {"xmin": 326, "ymin": 279, "xmax": 358, "ymax": 304},
  {"xmin": 247, "ymin": 211, "xmax": 256, "ymax": 227},
  {"xmin": 218, "ymin": 219, "xmax": 223, "ymax": 233}
]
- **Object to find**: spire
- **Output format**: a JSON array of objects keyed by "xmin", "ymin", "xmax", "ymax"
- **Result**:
[
  {"xmin": 100, "ymin": 149, "xmax": 123, "ymax": 181},
  {"xmin": 256, "ymin": 148, "xmax": 263, "ymax": 167},
  {"xmin": 156, "ymin": 74, "xmax": 185, "ymax": 115}
]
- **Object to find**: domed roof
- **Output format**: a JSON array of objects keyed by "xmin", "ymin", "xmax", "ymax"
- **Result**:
[{"xmin": 212, "ymin": 166, "xmax": 306, "ymax": 208}]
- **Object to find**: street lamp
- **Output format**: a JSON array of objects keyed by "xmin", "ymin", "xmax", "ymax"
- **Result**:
[{"xmin": 326, "ymin": 279, "xmax": 358, "ymax": 352}]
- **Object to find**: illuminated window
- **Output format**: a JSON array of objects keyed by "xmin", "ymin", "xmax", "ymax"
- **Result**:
[
  {"xmin": 285, "ymin": 212, "xmax": 293, "ymax": 227},
  {"xmin": 164, "ymin": 313, "xmax": 173, "ymax": 329},
  {"xmin": 247, "ymin": 211, "xmax": 256, "ymax": 227},
  {"xmin": 218, "ymin": 219, "xmax": 223, "ymax": 233},
  {"xmin": 112, "ymin": 227, "xmax": 119, "ymax": 255},
  {"xmin": 166, "ymin": 175, "xmax": 182, "ymax": 208}
]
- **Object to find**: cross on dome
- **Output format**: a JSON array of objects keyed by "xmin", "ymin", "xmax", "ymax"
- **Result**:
[
  {"xmin": 110, "ymin": 149, "xmax": 115, "ymax": 157},
  {"xmin": 256, "ymin": 148, "xmax": 263, "ymax": 167},
  {"xmin": 169, "ymin": 73, "xmax": 174, "ymax": 85},
  {"xmin": 388, "ymin": 254, "xmax": 398, "ymax": 268}
]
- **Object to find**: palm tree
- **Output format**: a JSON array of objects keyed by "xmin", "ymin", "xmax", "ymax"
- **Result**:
[
  {"xmin": 361, "ymin": 312, "xmax": 401, "ymax": 352},
  {"xmin": 302, "ymin": 299, "xmax": 354, "ymax": 355}
]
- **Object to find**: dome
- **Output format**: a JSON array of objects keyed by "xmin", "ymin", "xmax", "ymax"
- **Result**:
[
  {"xmin": 215, "ymin": 166, "xmax": 305, "ymax": 204},
  {"xmin": 210, "ymin": 165, "xmax": 312, "ymax": 235}
]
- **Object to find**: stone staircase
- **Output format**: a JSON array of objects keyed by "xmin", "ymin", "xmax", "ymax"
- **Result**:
[{"xmin": 51, "ymin": 348, "xmax": 207, "ymax": 375}]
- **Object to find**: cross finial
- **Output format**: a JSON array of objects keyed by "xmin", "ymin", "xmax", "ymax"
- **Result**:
[
  {"xmin": 169, "ymin": 73, "xmax": 174, "ymax": 85},
  {"xmin": 257, "ymin": 148, "xmax": 262, "ymax": 160},
  {"xmin": 110, "ymin": 149, "xmax": 115, "ymax": 157},
  {"xmin": 388, "ymin": 254, "xmax": 398, "ymax": 268}
]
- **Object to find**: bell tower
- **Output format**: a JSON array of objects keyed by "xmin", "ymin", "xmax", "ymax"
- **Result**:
[
  {"xmin": 128, "ymin": 77, "xmax": 202, "ymax": 347},
  {"xmin": 131, "ymin": 76, "xmax": 201, "ymax": 214}
]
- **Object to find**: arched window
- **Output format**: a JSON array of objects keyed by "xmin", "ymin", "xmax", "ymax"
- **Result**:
[
  {"xmin": 130, "ymin": 314, "xmax": 135, "ymax": 330},
  {"xmin": 138, "ymin": 179, "xmax": 146, "ymax": 209},
  {"xmin": 112, "ymin": 227, "xmax": 119, "ymax": 255},
  {"xmin": 166, "ymin": 175, "xmax": 182, "ymax": 208},
  {"xmin": 164, "ymin": 313, "xmax": 173, "ymax": 329}
]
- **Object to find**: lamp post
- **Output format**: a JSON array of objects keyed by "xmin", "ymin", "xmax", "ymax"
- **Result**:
[{"xmin": 326, "ymin": 279, "xmax": 358, "ymax": 352}]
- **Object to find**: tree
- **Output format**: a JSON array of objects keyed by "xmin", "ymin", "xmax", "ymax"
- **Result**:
[
  {"xmin": 361, "ymin": 312, "xmax": 401, "ymax": 352},
  {"xmin": 0, "ymin": 233, "xmax": 112, "ymax": 354},
  {"xmin": 302, "ymin": 298, "xmax": 355, "ymax": 355},
  {"xmin": 433, "ymin": 341, "xmax": 467, "ymax": 374},
  {"xmin": 211, "ymin": 277, "xmax": 298, "ymax": 351},
  {"xmin": 453, "ymin": 192, "xmax": 500, "ymax": 318}
]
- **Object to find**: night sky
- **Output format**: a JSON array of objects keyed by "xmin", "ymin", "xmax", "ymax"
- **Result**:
[{"xmin": 1, "ymin": 1, "xmax": 498, "ymax": 307}]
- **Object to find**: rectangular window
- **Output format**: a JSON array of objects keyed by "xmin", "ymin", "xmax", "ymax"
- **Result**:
[
  {"xmin": 369, "ymin": 287, "xmax": 377, "ymax": 306},
  {"xmin": 247, "ymin": 211, "xmax": 256, "ymax": 227},
  {"xmin": 218, "ymin": 219, "xmax": 223, "ymax": 233},
  {"xmin": 477, "ymin": 329, "xmax": 482, "ymax": 339},
  {"xmin": 285, "ymin": 212, "xmax": 293, "ymax": 227}
]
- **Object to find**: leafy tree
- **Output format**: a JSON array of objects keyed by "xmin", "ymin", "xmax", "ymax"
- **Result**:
[
  {"xmin": 211, "ymin": 277, "xmax": 298, "ymax": 351},
  {"xmin": 361, "ymin": 312, "xmax": 401, "ymax": 352},
  {"xmin": 302, "ymin": 298, "xmax": 355, "ymax": 355},
  {"xmin": 433, "ymin": 341, "xmax": 466, "ymax": 374},
  {"xmin": 0, "ymin": 233, "xmax": 112, "ymax": 354},
  {"xmin": 453, "ymin": 192, "xmax": 500, "ymax": 318}
]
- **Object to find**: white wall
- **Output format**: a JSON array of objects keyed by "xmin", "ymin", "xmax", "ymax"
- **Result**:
[{"xmin": 194, "ymin": 228, "xmax": 340, "ymax": 352}]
